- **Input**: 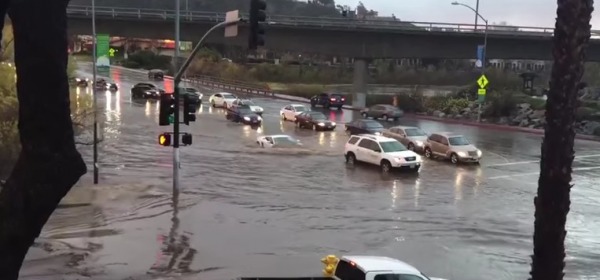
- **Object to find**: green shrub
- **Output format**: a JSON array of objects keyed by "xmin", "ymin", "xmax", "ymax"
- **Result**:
[
  {"xmin": 123, "ymin": 50, "xmax": 171, "ymax": 70},
  {"xmin": 423, "ymin": 95, "xmax": 449, "ymax": 112},
  {"xmin": 483, "ymin": 90, "xmax": 519, "ymax": 118},
  {"xmin": 443, "ymin": 98, "xmax": 470, "ymax": 114},
  {"xmin": 279, "ymin": 84, "xmax": 326, "ymax": 99}
]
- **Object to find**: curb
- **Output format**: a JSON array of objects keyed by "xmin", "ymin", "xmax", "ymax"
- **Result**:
[{"xmin": 111, "ymin": 65, "xmax": 600, "ymax": 142}]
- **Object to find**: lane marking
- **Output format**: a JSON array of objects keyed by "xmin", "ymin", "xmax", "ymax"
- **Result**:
[
  {"xmin": 486, "ymin": 154, "xmax": 600, "ymax": 168},
  {"xmin": 488, "ymin": 165, "xmax": 600, "ymax": 180}
]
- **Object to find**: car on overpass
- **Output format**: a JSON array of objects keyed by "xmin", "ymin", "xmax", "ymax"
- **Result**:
[
  {"xmin": 344, "ymin": 134, "xmax": 422, "ymax": 173},
  {"xmin": 310, "ymin": 93, "xmax": 346, "ymax": 110},
  {"xmin": 360, "ymin": 104, "xmax": 404, "ymax": 121},
  {"xmin": 344, "ymin": 119, "xmax": 384, "ymax": 135},
  {"xmin": 423, "ymin": 132, "xmax": 482, "ymax": 164},
  {"xmin": 294, "ymin": 111, "xmax": 336, "ymax": 131}
]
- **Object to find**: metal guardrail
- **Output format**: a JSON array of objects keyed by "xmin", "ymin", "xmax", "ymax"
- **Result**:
[
  {"xmin": 185, "ymin": 76, "xmax": 276, "ymax": 97},
  {"xmin": 66, "ymin": 5, "xmax": 592, "ymax": 37}
]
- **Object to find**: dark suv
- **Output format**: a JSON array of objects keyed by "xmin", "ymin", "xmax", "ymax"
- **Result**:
[{"xmin": 310, "ymin": 93, "xmax": 346, "ymax": 110}]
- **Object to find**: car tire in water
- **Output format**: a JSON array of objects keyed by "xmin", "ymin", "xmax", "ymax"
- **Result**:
[
  {"xmin": 337, "ymin": 106, "xmax": 343, "ymax": 110},
  {"xmin": 346, "ymin": 153, "xmax": 356, "ymax": 164},
  {"xmin": 407, "ymin": 143, "xmax": 415, "ymax": 151},
  {"xmin": 381, "ymin": 160, "xmax": 392, "ymax": 173},
  {"xmin": 211, "ymin": 101, "xmax": 216, "ymax": 108},
  {"xmin": 451, "ymin": 153, "xmax": 459, "ymax": 164},
  {"xmin": 382, "ymin": 114, "xmax": 389, "ymax": 121},
  {"xmin": 424, "ymin": 148, "xmax": 433, "ymax": 159}
]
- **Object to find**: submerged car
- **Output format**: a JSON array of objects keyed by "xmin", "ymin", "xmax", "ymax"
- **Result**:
[
  {"xmin": 226, "ymin": 105, "xmax": 262, "ymax": 125},
  {"xmin": 423, "ymin": 132, "xmax": 482, "ymax": 164},
  {"xmin": 74, "ymin": 77, "xmax": 89, "ymax": 87},
  {"xmin": 360, "ymin": 104, "xmax": 404, "ymax": 121},
  {"xmin": 382, "ymin": 126, "xmax": 429, "ymax": 152},
  {"xmin": 294, "ymin": 111, "xmax": 337, "ymax": 131},
  {"xmin": 256, "ymin": 135, "xmax": 302, "ymax": 148},
  {"xmin": 231, "ymin": 98, "xmax": 264, "ymax": 115},
  {"xmin": 131, "ymin": 83, "xmax": 161, "ymax": 99},
  {"xmin": 345, "ymin": 119, "xmax": 385, "ymax": 135},
  {"xmin": 95, "ymin": 78, "xmax": 118, "ymax": 91},
  {"xmin": 148, "ymin": 69, "xmax": 164, "ymax": 81}
]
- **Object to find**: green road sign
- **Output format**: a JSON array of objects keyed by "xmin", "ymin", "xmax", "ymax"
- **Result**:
[{"xmin": 96, "ymin": 34, "xmax": 110, "ymax": 68}]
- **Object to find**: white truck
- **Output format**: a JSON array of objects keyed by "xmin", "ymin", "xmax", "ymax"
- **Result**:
[{"xmin": 240, "ymin": 255, "xmax": 447, "ymax": 280}]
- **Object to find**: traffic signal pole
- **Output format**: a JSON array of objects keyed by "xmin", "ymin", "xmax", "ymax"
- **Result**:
[{"xmin": 171, "ymin": 18, "xmax": 240, "ymax": 192}]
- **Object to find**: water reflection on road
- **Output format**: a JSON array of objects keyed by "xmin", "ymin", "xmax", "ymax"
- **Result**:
[{"xmin": 19, "ymin": 65, "xmax": 600, "ymax": 280}]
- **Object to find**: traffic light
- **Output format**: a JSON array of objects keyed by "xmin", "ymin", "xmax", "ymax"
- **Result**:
[
  {"xmin": 183, "ymin": 95, "xmax": 197, "ymax": 125},
  {"xmin": 248, "ymin": 0, "xmax": 266, "ymax": 50},
  {"xmin": 158, "ymin": 133, "xmax": 172, "ymax": 146},
  {"xmin": 321, "ymin": 255, "xmax": 338, "ymax": 277},
  {"xmin": 182, "ymin": 133, "xmax": 193, "ymax": 146},
  {"xmin": 159, "ymin": 93, "xmax": 175, "ymax": 126}
]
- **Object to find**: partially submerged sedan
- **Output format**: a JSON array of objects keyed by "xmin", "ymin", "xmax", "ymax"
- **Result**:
[{"xmin": 256, "ymin": 135, "xmax": 302, "ymax": 148}]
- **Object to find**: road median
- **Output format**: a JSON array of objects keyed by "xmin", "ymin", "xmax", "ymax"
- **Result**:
[{"xmin": 111, "ymin": 65, "xmax": 600, "ymax": 142}]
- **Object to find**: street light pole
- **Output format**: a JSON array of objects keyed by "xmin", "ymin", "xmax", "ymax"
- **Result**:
[
  {"xmin": 474, "ymin": 0, "xmax": 480, "ymax": 30},
  {"xmin": 91, "ymin": 0, "xmax": 99, "ymax": 184},
  {"xmin": 451, "ymin": 1, "xmax": 488, "ymax": 122}
]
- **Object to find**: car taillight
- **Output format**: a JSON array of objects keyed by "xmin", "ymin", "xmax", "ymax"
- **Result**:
[
  {"xmin": 341, "ymin": 98, "xmax": 345, "ymax": 101},
  {"xmin": 330, "ymin": 98, "xmax": 336, "ymax": 101}
]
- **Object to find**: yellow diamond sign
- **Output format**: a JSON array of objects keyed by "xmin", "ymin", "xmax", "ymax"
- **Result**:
[{"xmin": 477, "ymin": 74, "xmax": 489, "ymax": 88}]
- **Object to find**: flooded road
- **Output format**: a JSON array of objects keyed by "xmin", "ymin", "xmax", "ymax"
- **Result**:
[{"xmin": 21, "ymin": 64, "xmax": 600, "ymax": 280}]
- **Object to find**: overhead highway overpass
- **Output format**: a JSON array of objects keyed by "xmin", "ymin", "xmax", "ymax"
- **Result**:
[{"xmin": 67, "ymin": 5, "xmax": 600, "ymax": 61}]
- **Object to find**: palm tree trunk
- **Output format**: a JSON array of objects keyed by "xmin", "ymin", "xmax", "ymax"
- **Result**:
[
  {"xmin": 0, "ymin": 0, "xmax": 87, "ymax": 278},
  {"xmin": 530, "ymin": 0, "xmax": 593, "ymax": 279}
]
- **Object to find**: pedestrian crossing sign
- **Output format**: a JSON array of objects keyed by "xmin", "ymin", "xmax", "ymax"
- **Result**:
[{"xmin": 477, "ymin": 74, "xmax": 489, "ymax": 89}]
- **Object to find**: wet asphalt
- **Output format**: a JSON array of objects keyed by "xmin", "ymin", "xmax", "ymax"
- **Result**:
[{"xmin": 20, "ymin": 64, "xmax": 600, "ymax": 280}]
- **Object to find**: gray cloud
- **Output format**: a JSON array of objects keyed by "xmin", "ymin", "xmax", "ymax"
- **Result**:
[{"xmin": 335, "ymin": 0, "xmax": 599, "ymax": 28}]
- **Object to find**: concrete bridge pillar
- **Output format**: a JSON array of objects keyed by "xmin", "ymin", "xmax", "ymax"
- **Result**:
[{"xmin": 352, "ymin": 58, "xmax": 368, "ymax": 108}]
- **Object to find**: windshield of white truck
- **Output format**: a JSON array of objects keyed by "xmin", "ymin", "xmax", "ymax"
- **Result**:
[{"xmin": 374, "ymin": 274, "xmax": 430, "ymax": 280}]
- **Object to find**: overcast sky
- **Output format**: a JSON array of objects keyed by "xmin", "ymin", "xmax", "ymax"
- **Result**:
[{"xmin": 335, "ymin": 0, "xmax": 599, "ymax": 28}]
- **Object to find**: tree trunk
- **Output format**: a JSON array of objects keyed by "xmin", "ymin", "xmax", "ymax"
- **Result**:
[
  {"xmin": 530, "ymin": 0, "xmax": 593, "ymax": 279},
  {"xmin": 0, "ymin": 0, "xmax": 87, "ymax": 279}
]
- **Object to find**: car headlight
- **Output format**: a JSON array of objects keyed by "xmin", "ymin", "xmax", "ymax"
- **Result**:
[
  {"xmin": 244, "ymin": 116, "xmax": 250, "ymax": 121},
  {"xmin": 318, "ymin": 122, "xmax": 325, "ymax": 126},
  {"xmin": 75, "ymin": 78, "xmax": 81, "ymax": 82},
  {"xmin": 477, "ymin": 149, "xmax": 482, "ymax": 157},
  {"xmin": 374, "ymin": 132, "xmax": 382, "ymax": 135},
  {"xmin": 331, "ymin": 122, "xmax": 336, "ymax": 126},
  {"xmin": 415, "ymin": 140, "xmax": 423, "ymax": 146},
  {"xmin": 257, "ymin": 116, "xmax": 262, "ymax": 121},
  {"xmin": 457, "ymin": 151, "xmax": 467, "ymax": 157}
]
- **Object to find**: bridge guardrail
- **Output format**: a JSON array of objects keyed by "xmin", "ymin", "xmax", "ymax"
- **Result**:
[{"xmin": 66, "ymin": 5, "xmax": 588, "ymax": 36}]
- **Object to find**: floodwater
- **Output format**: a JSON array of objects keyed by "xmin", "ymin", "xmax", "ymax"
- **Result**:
[{"xmin": 19, "ymin": 65, "xmax": 600, "ymax": 280}]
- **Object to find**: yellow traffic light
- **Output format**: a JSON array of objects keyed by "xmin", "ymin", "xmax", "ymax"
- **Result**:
[
  {"xmin": 321, "ymin": 255, "xmax": 338, "ymax": 277},
  {"xmin": 158, "ymin": 133, "xmax": 171, "ymax": 146}
]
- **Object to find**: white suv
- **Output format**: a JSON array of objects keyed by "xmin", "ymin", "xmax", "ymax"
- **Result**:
[{"xmin": 344, "ymin": 134, "xmax": 422, "ymax": 173}]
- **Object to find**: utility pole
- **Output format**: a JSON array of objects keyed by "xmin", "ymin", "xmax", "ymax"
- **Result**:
[
  {"xmin": 173, "ymin": 0, "xmax": 181, "ymax": 192},
  {"xmin": 91, "ymin": 0, "xmax": 99, "ymax": 184}
]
